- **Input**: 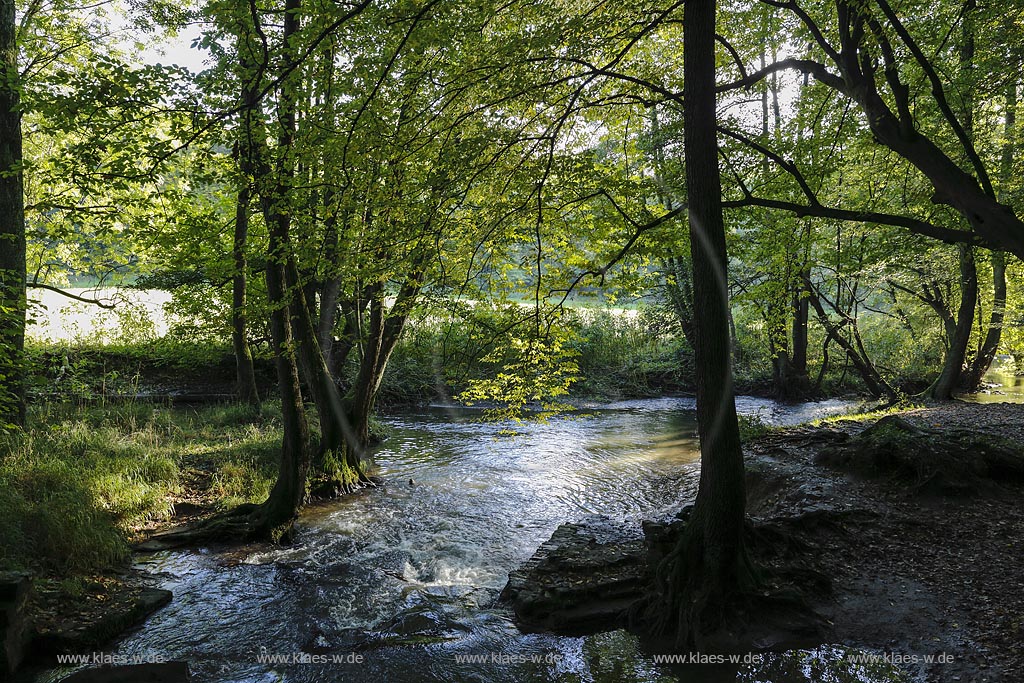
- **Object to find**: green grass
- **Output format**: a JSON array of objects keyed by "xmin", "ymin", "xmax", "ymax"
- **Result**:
[
  {"xmin": 0, "ymin": 402, "xmax": 284, "ymax": 575},
  {"xmin": 737, "ymin": 413, "xmax": 777, "ymax": 443},
  {"xmin": 809, "ymin": 400, "xmax": 921, "ymax": 427}
]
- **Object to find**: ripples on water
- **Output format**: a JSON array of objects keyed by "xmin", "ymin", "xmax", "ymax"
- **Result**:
[{"xmin": 40, "ymin": 398, "xmax": 911, "ymax": 683}]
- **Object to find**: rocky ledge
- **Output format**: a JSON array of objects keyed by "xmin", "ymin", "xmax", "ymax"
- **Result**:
[
  {"xmin": 500, "ymin": 515, "xmax": 648, "ymax": 635},
  {"xmin": 1, "ymin": 572, "xmax": 33, "ymax": 675}
]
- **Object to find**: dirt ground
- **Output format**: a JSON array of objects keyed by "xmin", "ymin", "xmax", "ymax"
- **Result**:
[{"xmin": 746, "ymin": 402, "xmax": 1024, "ymax": 682}]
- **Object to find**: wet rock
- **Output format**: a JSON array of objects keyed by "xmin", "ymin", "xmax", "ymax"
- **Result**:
[
  {"xmin": 59, "ymin": 661, "xmax": 190, "ymax": 682},
  {"xmin": 500, "ymin": 515, "xmax": 647, "ymax": 635},
  {"xmin": 34, "ymin": 587, "xmax": 172, "ymax": 654},
  {"xmin": 0, "ymin": 571, "xmax": 32, "ymax": 675}
]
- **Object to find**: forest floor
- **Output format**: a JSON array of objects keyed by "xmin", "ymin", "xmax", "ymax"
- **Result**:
[{"xmin": 743, "ymin": 401, "xmax": 1024, "ymax": 683}]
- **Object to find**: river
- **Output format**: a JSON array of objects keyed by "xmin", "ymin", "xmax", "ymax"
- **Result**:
[{"xmin": 38, "ymin": 397, "xmax": 912, "ymax": 683}]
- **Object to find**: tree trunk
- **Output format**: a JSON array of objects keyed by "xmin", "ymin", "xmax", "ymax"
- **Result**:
[
  {"xmin": 928, "ymin": 245, "xmax": 977, "ymax": 400},
  {"xmin": 0, "ymin": 0, "xmax": 25, "ymax": 430},
  {"xmin": 964, "ymin": 82, "xmax": 1016, "ymax": 388},
  {"xmin": 804, "ymin": 277, "xmax": 897, "ymax": 400},
  {"xmin": 235, "ymin": 0, "xmax": 312, "ymax": 535},
  {"xmin": 663, "ymin": 255, "xmax": 696, "ymax": 348},
  {"xmin": 286, "ymin": 261, "xmax": 369, "ymax": 493},
  {"xmin": 346, "ymin": 277, "xmax": 421, "ymax": 448},
  {"xmin": 791, "ymin": 280, "xmax": 809, "ymax": 376},
  {"xmin": 964, "ymin": 250, "xmax": 1007, "ymax": 389},
  {"xmin": 258, "ymin": 232, "xmax": 312, "ymax": 532},
  {"xmin": 316, "ymin": 192, "xmax": 344, "ymax": 364},
  {"xmin": 232, "ymin": 182, "xmax": 260, "ymax": 406},
  {"xmin": 640, "ymin": 0, "xmax": 747, "ymax": 645}
]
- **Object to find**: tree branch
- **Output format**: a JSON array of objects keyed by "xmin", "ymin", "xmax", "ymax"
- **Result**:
[
  {"xmin": 716, "ymin": 57, "xmax": 846, "ymax": 94},
  {"xmin": 28, "ymin": 282, "xmax": 117, "ymax": 309},
  {"xmin": 722, "ymin": 195, "xmax": 980, "ymax": 245}
]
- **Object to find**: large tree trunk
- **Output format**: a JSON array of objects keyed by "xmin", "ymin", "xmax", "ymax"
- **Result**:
[
  {"xmin": 828, "ymin": 1, "xmax": 1024, "ymax": 258},
  {"xmin": 258, "ymin": 231, "xmax": 312, "ymax": 533},
  {"xmin": 232, "ymin": 182, "xmax": 260, "ymax": 406},
  {"xmin": 286, "ymin": 261, "xmax": 370, "ymax": 494},
  {"xmin": 0, "ymin": 0, "xmax": 25, "ymax": 430},
  {"xmin": 641, "ymin": 0, "xmax": 747, "ymax": 645}
]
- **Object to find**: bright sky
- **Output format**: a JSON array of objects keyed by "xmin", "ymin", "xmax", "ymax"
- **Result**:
[{"xmin": 139, "ymin": 23, "xmax": 210, "ymax": 73}]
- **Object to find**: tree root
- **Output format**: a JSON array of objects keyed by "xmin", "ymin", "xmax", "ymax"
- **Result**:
[
  {"xmin": 815, "ymin": 415, "xmax": 1024, "ymax": 495},
  {"xmin": 630, "ymin": 512, "xmax": 831, "ymax": 653},
  {"xmin": 133, "ymin": 501, "xmax": 297, "ymax": 551}
]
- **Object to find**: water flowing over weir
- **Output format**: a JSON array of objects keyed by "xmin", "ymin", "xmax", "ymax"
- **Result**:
[{"xmin": 41, "ymin": 398, "xmax": 912, "ymax": 683}]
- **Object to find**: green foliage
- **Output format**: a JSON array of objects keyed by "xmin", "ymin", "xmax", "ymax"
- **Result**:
[
  {"xmin": 25, "ymin": 337, "xmax": 250, "ymax": 401},
  {"xmin": 458, "ymin": 321, "xmax": 580, "ymax": 422},
  {"xmin": 0, "ymin": 411, "xmax": 179, "ymax": 572},
  {"xmin": 737, "ymin": 414, "xmax": 775, "ymax": 444},
  {"xmin": 571, "ymin": 307, "xmax": 693, "ymax": 398}
]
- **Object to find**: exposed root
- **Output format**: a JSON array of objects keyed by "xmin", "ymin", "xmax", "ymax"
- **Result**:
[
  {"xmin": 816, "ymin": 415, "xmax": 1024, "ymax": 495},
  {"xmin": 630, "ymin": 510, "xmax": 830, "ymax": 653},
  {"xmin": 134, "ymin": 502, "xmax": 295, "ymax": 551},
  {"xmin": 307, "ymin": 458, "xmax": 382, "ymax": 499}
]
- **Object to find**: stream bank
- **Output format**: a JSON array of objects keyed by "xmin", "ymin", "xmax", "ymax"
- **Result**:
[
  {"xmin": 503, "ymin": 402, "xmax": 1024, "ymax": 683},
  {"xmin": 15, "ymin": 398, "xmax": 1023, "ymax": 683}
]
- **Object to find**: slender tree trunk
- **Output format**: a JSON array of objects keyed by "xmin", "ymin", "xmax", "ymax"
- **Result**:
[
  {"xmin": 346, "ymin": 278, "xmax": 421, "ymax": 448},
  {"xmin": 234, "ymin": 0, "xmax": 312, "ymax": 534},
  {"xmin": 804, "ymin": 278, "xmax": 897, "ymax": 400},
  {"xmin": 964, "ymin": 251, "xmax": 1006, "ymax": 388},
  {"xmin": 316, "ymin": 192, "xmax": 343, "ymax": 363},
  {"xmin": 650, "ymin": 107, "xmax": 696, "ymax": 351},
  {"xmin": 663, "ymin": 256, "xmax": 696, "ymax": 348},
  {"xmin": 0, "ymin": 0, "xmax": 25, "ymax": 430},
  {"xmin": 929, "ymin": 245, "xmax": 977, "ymax": 400},
  {"xmin": 768, "ymin": 300, "xmax": 792, "ymax": 397},
  {"xmin": 964, "ymin": 82, "xmax": 1015, "ymax": 388},
  {"xmin": 642, "ymin": 0, "xmax": 747, "ymax": 645},
  {"xmin": 791, "ymin": 285, "xmax": 809, "ymax": 374},
  {"xmin": 232, "ymin": 182, "xmax": 260, "ymax": 406}
]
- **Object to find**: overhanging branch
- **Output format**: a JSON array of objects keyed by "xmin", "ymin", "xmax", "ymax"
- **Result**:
[{"xmin": 722, "ymin": 195, "xmax": 979, "ymax": 246}]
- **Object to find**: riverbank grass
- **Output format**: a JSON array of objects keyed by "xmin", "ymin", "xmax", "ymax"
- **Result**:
[{"xmin": 0, "ymin": 402, "xmax": 283, "ymax": 575}]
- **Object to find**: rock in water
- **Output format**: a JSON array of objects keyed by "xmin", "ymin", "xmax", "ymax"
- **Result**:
[
  {"xmin": 500, "ymin": 515, "xmax": 647, "ymax": 635},
  {"xmin": 34, "ymin": 587, "xmax": 173, "ymax": 654},
  {"xmin": 0, "ymin": 571, "xmax": 32, "ymax": 675}
]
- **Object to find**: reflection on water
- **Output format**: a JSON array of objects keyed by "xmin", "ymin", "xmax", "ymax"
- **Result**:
[
  {"xmin": 37, "ymin": 398, "xmax": 910, "ymax": 683},
  {"xmin": 959, "ymin": 367, "xmax": 1024, "ymax": 404}
]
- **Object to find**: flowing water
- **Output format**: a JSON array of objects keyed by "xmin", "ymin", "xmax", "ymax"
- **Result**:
[
  {"xmin": 39, "ymin": 397, "xmax": 912, "ymax": 683},
  {"xmin": 959, "ymin": 368, "xmax": 1024, "ymax": 404}
]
